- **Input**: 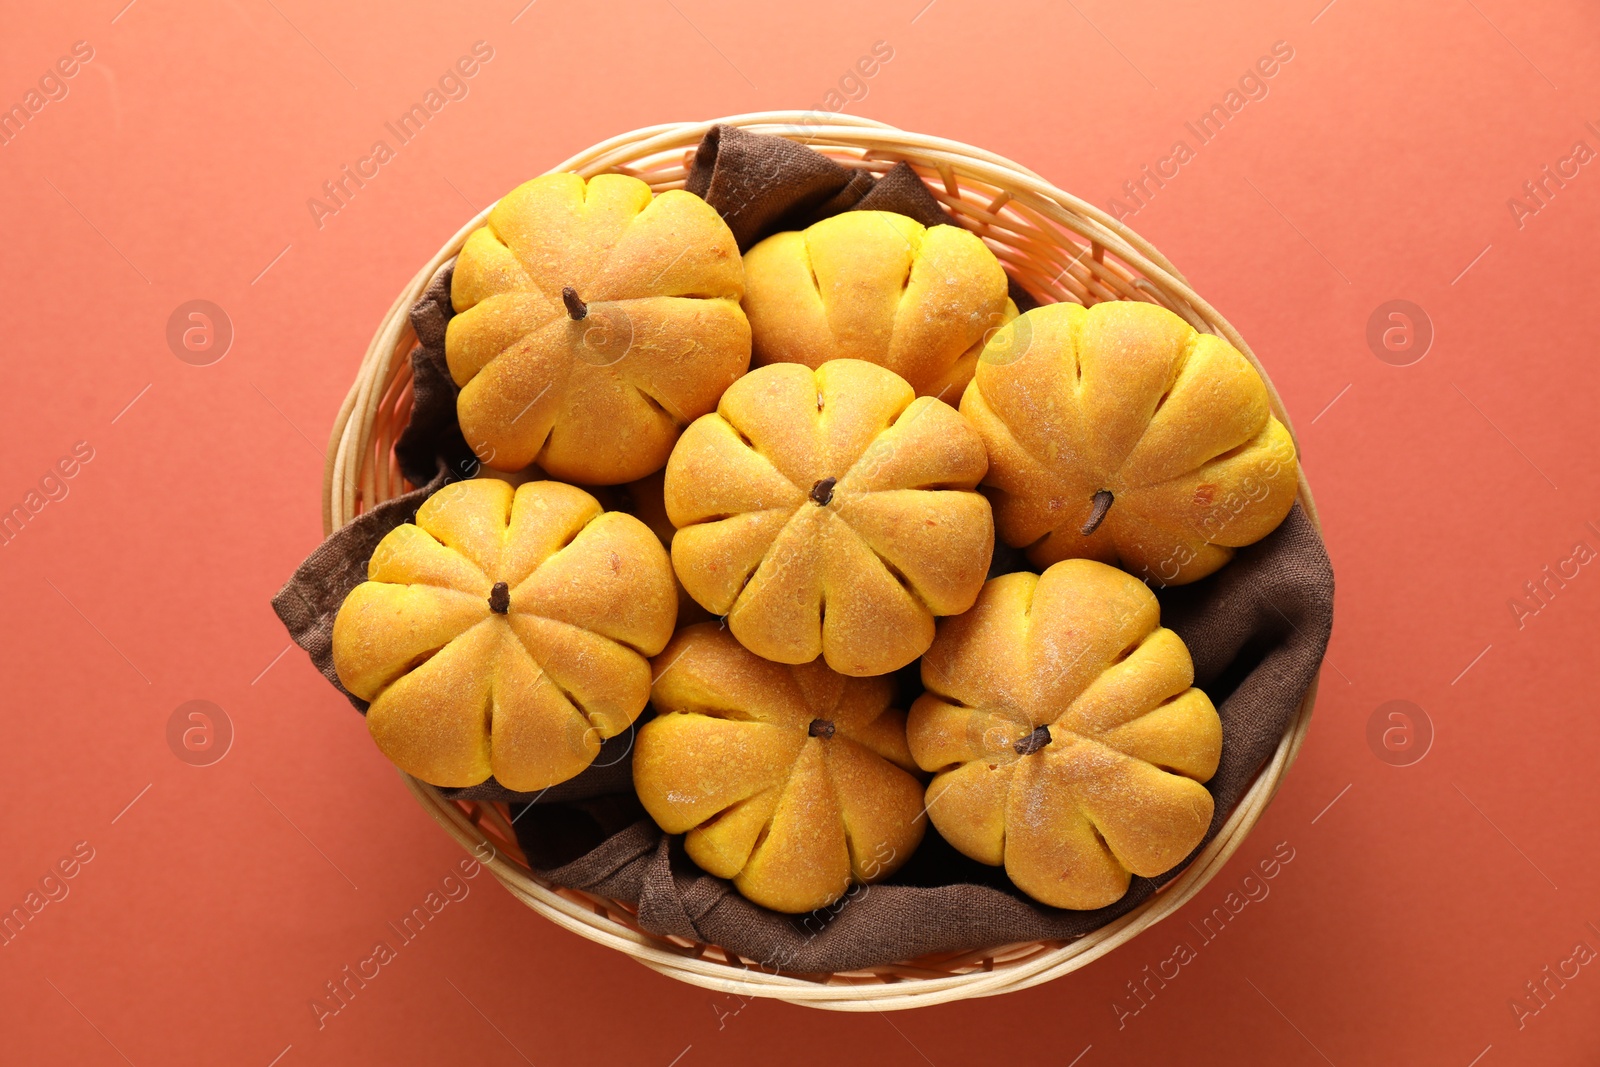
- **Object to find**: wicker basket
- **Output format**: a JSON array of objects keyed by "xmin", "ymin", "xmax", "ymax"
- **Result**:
[{"xmin": 321, "ymin": 111, "xmax": 1322, "ymax": 1011}]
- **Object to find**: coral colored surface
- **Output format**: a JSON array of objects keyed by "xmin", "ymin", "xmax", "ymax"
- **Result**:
[{"xmin": 2, "ymin": 1, "xmax": 1598, "ymax": 1063}]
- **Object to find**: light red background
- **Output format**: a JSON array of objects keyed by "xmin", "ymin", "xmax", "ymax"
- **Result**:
[{"xmin": 2, "ymin": 0, "xmax": 1597, "ymax": 1063}]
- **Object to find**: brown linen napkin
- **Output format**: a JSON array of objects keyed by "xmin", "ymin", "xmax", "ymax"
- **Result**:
[
  {"xmin": 271, "ymin": 124, "xmax": 1334, "ymax": 973},
  {"xmin": 271, "ymin": 462, "xmax": 450, "ymax": 712}
]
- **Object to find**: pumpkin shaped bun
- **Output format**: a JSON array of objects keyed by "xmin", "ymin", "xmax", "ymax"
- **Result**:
[
  {"xmin": 741, "ymin": 211, "xmax": 1016, "ymax": 400},
  {"xmin": 907, "ymin": 560, "xmax": 1222, "ymax": 910},
  {"xmin": 664, "ymin": 358, "xmax": 994, "ymax": 677},
  {"xmin": 601, "ymin": 470, "xmax": 715, "ymax": 628},
  {"xmin": 635, "ymin": 623, "xmax": 925, "ymax": 913},
  {"xmin": 332, "ymin": 478, "xmax": 677, "ymax": 791},
  {"xmin": 447, "ymin": 172, "xmax": 751, "ymax": 484},
  {"xmin": 962, "ymin": 301, "xmax": 1299, "ymax": 586}
]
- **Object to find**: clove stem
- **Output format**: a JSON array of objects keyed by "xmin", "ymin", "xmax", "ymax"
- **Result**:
[
  {"xmin": 561, "ymin": 286, "xmax": 588, "ymax": 320},
  {"xmin": 1081, "ymin": 490, "xmax": 1113, "ymax": 536}
]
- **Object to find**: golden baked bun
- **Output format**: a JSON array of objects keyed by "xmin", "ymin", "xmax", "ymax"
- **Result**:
[
  {"xmin": 962, "ymin": 301, "xmax": 1299, "ymax": 585},
  {"xmin": 332, "ymin": 478, "xmax": 677, "ymax": 790},
  {"xmin": 602, "ymin": 470, "xmax": 715, "ymax": 628},
  {"xmin": 664, "ymin": 359, "xmax": 994, "ymax": 677},
  {"xmin": 907, "ymin": 560, "xmax": 1221, "ymax": 910},
  {"xmin": 741, "ymin": 211, "xmax": 1016, "ymax": 400},
  {"xmin": 634, "ymin": 623, "xmax": 925, "ymax": 913},
  {"xmin": 447, "ymin": 173, "xmax": 751, "ymax": 484}
]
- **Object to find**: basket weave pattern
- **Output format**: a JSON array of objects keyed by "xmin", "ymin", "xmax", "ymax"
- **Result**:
[{"xmin": 321, "ymin": 112, "xmax": 1320, "ymax": 1011}]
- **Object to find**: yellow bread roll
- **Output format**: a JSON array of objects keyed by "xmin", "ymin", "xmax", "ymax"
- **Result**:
[
  {"xmin": 447, "ymin": 172, "xmax": 750, "ymax": 484},
  {"xmin": 664, "ymin": 358, "xmax": 994, "ymax": 677},
  {"xmin": 591, "ymin": 470, "xmax": 715, "ymax": 627},
  {"xmin": 962, "ymin": 301, "xmax": 1299, "ymax": 585},
  {"xmin": 332, "ymin": 478, "xmax": 677, "ymax": 790},
  {"xmin": 907, "ymin": 560, "xmax": 1221, "ymax": 910},
  {"xmin": 742, "ymin": 210, "xmax": 1016, "ymax": 399},
  {"xmin": 635, "ymin": 623, "xmax": 925, "ymax": 913}
]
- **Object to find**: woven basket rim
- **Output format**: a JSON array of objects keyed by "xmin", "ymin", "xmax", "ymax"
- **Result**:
[{"xmin": 321, "ymin": 110, "xmax": 1322, "ymax": 1011}]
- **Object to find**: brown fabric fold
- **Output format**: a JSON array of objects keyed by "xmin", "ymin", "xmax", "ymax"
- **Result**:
[
  {"xmin": 271, "ymin": 124, "xmax": 1334, "ymax": 974},
  {"xmin": 271, "ymin": 463, "xmax": 451, "ymax": 712},
  {"xmin": 394, "ymin": 268, "xmax": 479, "ymax": 489}
]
